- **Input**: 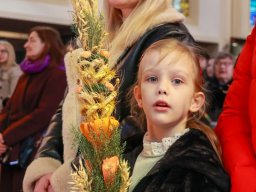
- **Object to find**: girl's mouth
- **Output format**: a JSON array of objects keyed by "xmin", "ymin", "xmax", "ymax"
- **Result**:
[{"xmin": 153, "ymin": 101, "xmax": 170, "ymax": 111}]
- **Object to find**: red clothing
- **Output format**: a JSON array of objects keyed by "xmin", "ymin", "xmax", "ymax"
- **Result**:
[
  {"xmin": 215, "ymin": 26, "xmax": 256, "ymax": 192},
  {"xmin": 0, "ymin": 66, "xmax": 66, "ymax": 146}
]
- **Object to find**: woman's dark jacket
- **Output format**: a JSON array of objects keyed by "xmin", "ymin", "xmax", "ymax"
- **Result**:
[
  {"xmin": 34, "ymin": 98, "xmax": 64, "ymax": 161},
  {"xmin": 35, "ymin": 23, "xmax": 195, "ymax": 163},
  {"xmin": 124, "ymin": 128, "xmax": 230, "ymax": 192},
  {"xmin": 206, "ymin": 77, "xmax": 232, "ymax": 122}
]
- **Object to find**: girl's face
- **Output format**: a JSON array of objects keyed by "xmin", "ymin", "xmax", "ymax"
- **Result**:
[
  {"xmin": 0, "ymin": 44, "xmax": 9, "ymax": 65},
  {"xmin": 24, "ymin": 31, "xmax": 45, "ymax": 60},
  {"xmin": 134, "ymin": 50, "xmax": 204, "ymax": 139}
]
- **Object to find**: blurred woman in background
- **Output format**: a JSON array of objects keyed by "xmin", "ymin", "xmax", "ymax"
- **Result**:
[
  {"xmin": 0, "ymin": 26, "xmax": 67, "ymax": 192},
  {"xmin": 0, "ymin": 40, "xmax": 22, "ymax": 110}
]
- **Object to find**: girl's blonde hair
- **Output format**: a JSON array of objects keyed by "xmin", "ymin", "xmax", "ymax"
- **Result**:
[
  {"xmin": 130, "ymin": 39, "xmax": 222, "ymax": 161},
  {"xmin": 0, "ymin": 40, "xmax": 17, "ymax": 68}
]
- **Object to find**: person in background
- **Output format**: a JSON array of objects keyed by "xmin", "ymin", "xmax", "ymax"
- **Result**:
[
  {"xmin": 0, "ymin": 26, "xmax": 67, "ymax": 192},
  {"xmin": 124, "ymin": 39, "xmax": 230, "ymax": 191},
  {"xmin": 64, "ymin": 39, "xmax": 78, "ymax": 53},
  {"xmin": 0, "ymin": 40, "xmax": 22, "ymax": 110},
  {"xmin": 206, "ymin": 52, "xmax": 234, "ymax": 127},
  {"xmin": 199, "ymin": 50, "xmax": 209, "ymax": 71},
  {"xmin": 215, "ymin": 26, "xmax": 256, "ymax": 192},
  {"xmin": 23, "ymin": 0, "xmax": 195, "ymax": 191},
  {"xmin": 199, "ymin": 51, "xmax": 216, "ymax": 82},
  {"xmin": 205, "ymin": 57, "xmax": 215, "ymax": 81}
]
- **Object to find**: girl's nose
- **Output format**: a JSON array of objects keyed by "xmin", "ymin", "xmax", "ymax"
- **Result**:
[
  {"xmin": 158, "ymin": 89, "xmax": 167, "ymax": 95},
  {"xmin": 157, "ymin": 79, "xmax": 168, "ymax": 95}
]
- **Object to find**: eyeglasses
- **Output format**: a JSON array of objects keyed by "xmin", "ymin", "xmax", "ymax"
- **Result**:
[
  {"xmin": 0, "ymin": 49, "xmax": 8, "ymax": 54},
  {"xmin": 215, "ymin": 61, "xmax": 233, "ymax": 67}
]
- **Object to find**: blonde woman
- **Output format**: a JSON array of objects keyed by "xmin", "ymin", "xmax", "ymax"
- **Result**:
[
  {"xmin": 0, "ymin": 40, "xmax": 22, "ymax": 110},
  {"xmin": 23, "ymin": 0, "xmax": 195, "ymax": 191}
]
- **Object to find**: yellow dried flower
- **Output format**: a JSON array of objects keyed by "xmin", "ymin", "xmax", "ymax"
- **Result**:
[
  {"xmin": 119, "ymin": 160, "xmax": 131, "ymax": 192},
  {"xmin": 82, "ymin": 51, "xmax": 92, "ymax": 58},
  {"xmin": 69, "ymin": 159, "xmax": 92, "ymax": 192}
]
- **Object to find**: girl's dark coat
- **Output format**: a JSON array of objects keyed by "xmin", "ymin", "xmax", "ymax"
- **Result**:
[{"xmin": 124, "ymin": 128, "xmax": 230, "ymax": 192}]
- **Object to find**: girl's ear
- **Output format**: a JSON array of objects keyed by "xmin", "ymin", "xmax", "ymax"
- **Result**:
[
  {"xmin": 134, "ymin": 85, "xmax": 143, "ymax": 108},
  {"xmin": 189, "ymin": 92, "xmax": 205, "ymax": 112}
]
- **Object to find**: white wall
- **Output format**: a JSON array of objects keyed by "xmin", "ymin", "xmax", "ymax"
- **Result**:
[
  {"xmin": 232, "ymin": 0, "xmax": 251, "ymax": 39},
  {"xmin": 184, "ymin": 0, "xmax": 232, "ymax": 50},
  {"xmin": 0, "ymin": 0, "xmax": 73, "ymax": 25},
  {"xmin": 0, "ymin": 0, "xmax": 252, "ymax": 42}
]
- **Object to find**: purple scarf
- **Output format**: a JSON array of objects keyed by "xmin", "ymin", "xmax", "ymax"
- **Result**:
[{"xmin": 20, "ymin": 55, "xmax": 51, "ymax": 74}]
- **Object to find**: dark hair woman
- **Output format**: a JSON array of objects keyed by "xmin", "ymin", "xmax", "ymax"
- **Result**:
[{"xmin": 0, "ymin": 26, "xmax": 67, "ymax": 192}]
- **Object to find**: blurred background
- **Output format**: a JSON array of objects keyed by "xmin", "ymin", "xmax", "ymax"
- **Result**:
[{"xmin": 0, "ymin": 0, "xmax": 254, "ymax": 62}]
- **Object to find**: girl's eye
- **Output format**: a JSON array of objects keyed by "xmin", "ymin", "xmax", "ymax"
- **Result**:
[
  {"xmin": 146, "ymin": 76, "xmax": 158, "ymax": 82},
  {"xmin": 171, "ymin": 79, "xmax": 183, "ymax": 85}
]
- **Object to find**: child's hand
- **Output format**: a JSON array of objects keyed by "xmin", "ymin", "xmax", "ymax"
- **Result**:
[
  {"xmin": 47, "ymin": 184, "xmax": 54, "ymax": 192},
  {"xmin": 34, "ymin": 173, "xmax": 53, "ymax": 192},
  {"xmin": 0, "ymin": 145, "xmax": 7, "ymax": 155},
  {"xmin": 0, "ymin": 133, "xmax": 5, "ymax": 143}
]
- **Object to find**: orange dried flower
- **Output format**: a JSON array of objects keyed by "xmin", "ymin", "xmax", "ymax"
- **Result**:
[
  {"xmin": 102, "ymin": 156, "xmax": 119, "ymax": 187},
  {"xmin": 80, "ymin": 116, "xmax": 119, "ymax": 148},
  {"xmin": 104, "ymin": 82, "xmax": 114, "ymax": 91},
  {"xmin": 82, "ymin": 51, "xmax": 92, "ymax": 58},
  {"xmin": 99, "ymin": 49, "xmax": 110, "ymax": 58}
]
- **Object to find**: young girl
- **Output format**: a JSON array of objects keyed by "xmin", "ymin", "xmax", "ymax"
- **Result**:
[{"xmin": 123, "ymin": 39, "xmax": 230, "ymax": 192}]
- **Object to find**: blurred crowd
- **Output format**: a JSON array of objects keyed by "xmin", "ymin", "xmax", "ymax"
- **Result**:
[{"xmin": 199, "ymin": 51, "xmax": 235, "ymax": 128}]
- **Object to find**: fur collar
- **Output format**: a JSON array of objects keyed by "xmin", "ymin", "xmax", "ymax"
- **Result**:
[{"xmin": 62, "ymin": 52, "xmax": 82, "ymax": 161}]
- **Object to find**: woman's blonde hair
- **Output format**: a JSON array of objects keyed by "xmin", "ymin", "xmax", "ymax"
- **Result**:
[
  {"xmin": 103, "ymin": 0, "xmax": 180, "ymax": 67},
  {"xmin": 104, "ymin": 0, "xmax": 171, "ymax": 41},
  {"xmin": 0, "ymin": 40, "xmax": 17, "ymax": 68},
  {"xmin": 130, "ymin": 39, "xmax": 222, "ymax": 161}
]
